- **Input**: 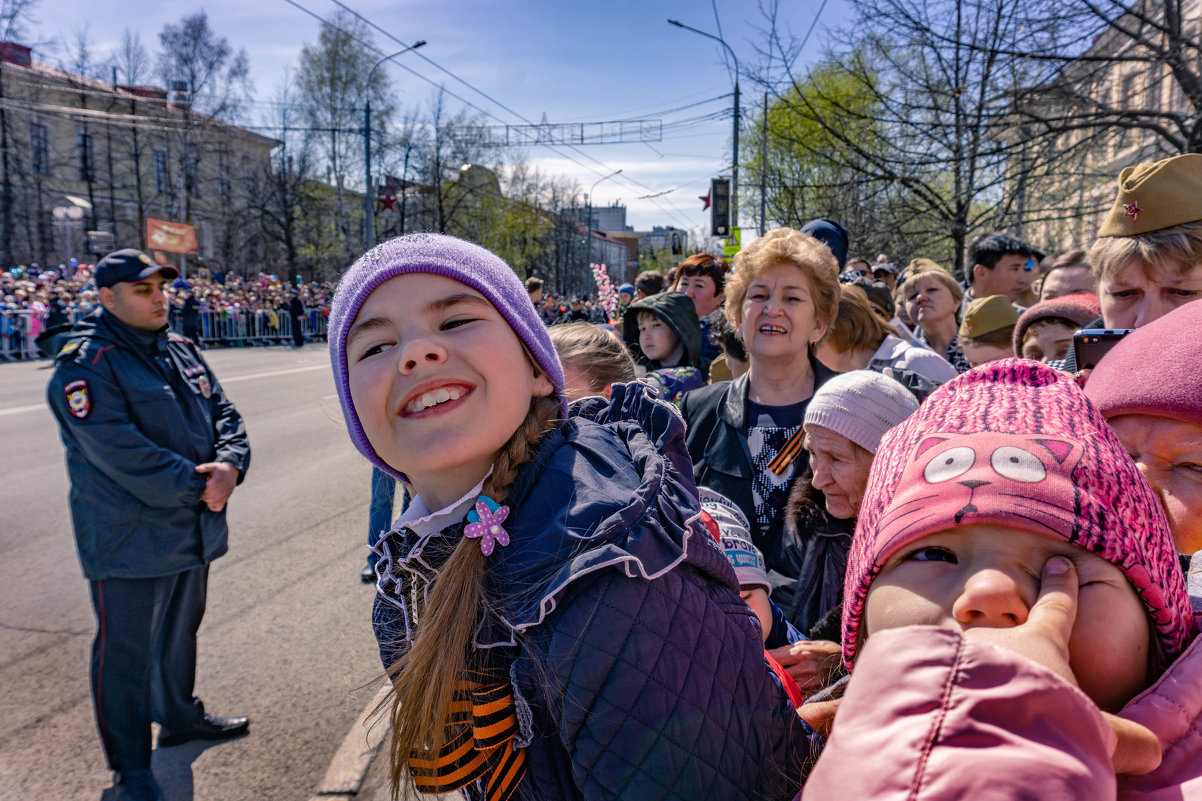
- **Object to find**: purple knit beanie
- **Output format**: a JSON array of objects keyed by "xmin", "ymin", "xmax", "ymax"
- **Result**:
[
  {"xmin": 329, "ymin": 233, "xmax": 567, "ymax": 481},
  {"xmin": 841, "ymin": 358, "xmax": 1190, "ymax": 668}
]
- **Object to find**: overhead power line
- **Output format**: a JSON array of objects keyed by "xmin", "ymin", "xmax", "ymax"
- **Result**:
[{"xmin": 311, "ymin": 0, "xmax": 698, "ymax": 227}]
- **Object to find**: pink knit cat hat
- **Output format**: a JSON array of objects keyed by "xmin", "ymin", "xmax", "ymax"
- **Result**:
[{"xmin": 842, "ymin": 358, "xmax": 1190, "ymax": 667}]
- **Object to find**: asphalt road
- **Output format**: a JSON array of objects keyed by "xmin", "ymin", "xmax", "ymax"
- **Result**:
[{"xmin": 0, "ymin": 344, "xmax": 387, "ymax": 801}]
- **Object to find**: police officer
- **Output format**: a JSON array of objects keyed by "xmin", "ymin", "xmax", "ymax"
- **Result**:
[
  {"xmin": 46, "ymin": 249, "xmax": 252, "ymax": 801},
  {"xmin": 287, "ymin": 290, "xmax": 305, "ymax": 348}
]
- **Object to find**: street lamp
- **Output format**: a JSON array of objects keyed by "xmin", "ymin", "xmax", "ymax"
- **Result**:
[
  {"xmin": 364, "ymin": 40, "xmax": 426, "ymax": 249},
  {"xmin": 668, "ymin": 19, "xmax": 740, "ymax": 232},
  {"xmin": 585, "ymin": 168, "xmax": 622, "ymax": 278}
]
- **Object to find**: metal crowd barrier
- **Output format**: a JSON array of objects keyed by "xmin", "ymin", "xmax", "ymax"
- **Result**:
[
  {"xmin": 176, "ymin": 308, "xmax": 328, "ymax": 347},
  {"xmin": 0, "ymin": 306, "xmax": 328, "ymax": 361},
  {"xmin": 0, "ymin": 308, "xmax": 41, "ymax": 361}
]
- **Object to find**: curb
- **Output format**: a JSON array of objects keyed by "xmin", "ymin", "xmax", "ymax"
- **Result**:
[{"xmin": 306, "ymin": 685, "xmax": 390, "ymax": 801}]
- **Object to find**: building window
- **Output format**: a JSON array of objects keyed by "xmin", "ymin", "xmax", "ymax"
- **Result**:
[
  {"xmin": 185, "ymin": 154, "xmax": 200, "ymax": 198},
  {"xmin": 77, "ymin": 129, "xmax": 96, "ymax": 182},
  {"xmin": 30, "ymin": 121, "xmax": 49, "ymax": 174},
  {"xmin": 218, "ymin": 152, "xmax": 230, "ymax": 198},
  {"xmin": 1121, "ymin": 73, "xmax": 1139, "ymax": 111},
  {"xmin": 154, "ymin": 150, "xmax": 168, "ymax": 193}
]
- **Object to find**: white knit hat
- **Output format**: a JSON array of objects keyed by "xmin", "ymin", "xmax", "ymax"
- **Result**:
[{"xmin": 803, "ymin": 371, "xmax": 919, "ymax": 454}]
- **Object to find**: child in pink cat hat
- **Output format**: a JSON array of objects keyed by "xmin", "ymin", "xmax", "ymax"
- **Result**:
[{"xmin": 802, "ymin": 359, "xmax": 1202, "ymax": 800}]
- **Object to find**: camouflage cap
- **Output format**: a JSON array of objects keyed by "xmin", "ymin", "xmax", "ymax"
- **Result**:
[
  {"xmin": 907, "ymin": 257, "xmax": 944, "ymax": 274},
  {"xmin": 1098, "ymin": 153, "xmax": 1202, "ymax": 237},
  {"xmin": 958, "ymin": 294, "xmax": 1020, "ymax": 338}
]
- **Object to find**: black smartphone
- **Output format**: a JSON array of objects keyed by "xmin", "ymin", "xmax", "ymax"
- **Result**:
[{"xmin": 1073, "ymin": 328, "xmax": 1133, "ymax": 370}]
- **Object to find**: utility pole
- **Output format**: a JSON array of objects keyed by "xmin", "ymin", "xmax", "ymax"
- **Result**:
[
  {"xmin": 760, "ymin": 91, "xmax": 768, "ymax": 236},
  {"xmin": 364, "ymin": 40, "xmax": 426, "ymax": 250},
  {"xmin": 585, "ymin": 168, "xmax": 622, "ymax": 277},
  {"xmin": 668, "ymin": 19, "xmax": 740, "ymax": 230}
]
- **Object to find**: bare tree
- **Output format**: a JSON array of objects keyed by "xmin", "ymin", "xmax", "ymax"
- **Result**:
[
  {"xmin": 295, "ymin": 9, "xmax": 394, "ymax": 261},
  {"xmin": 0, "ymin": 0, "xmax": 37, "ymax": 264},
  {"xmin": 248, "ymin": 73, "xmax": 320, "ymax": 283},
  {"xmin": 413, "ymin": 88, "xmax": 497, "ymax": 235},
  {"xmin": 0, "ymin": 0, "xmax": 35, "ymax": 41},
  {"xmin": 110, "ymin": 29, "xmax": 152, "ymax": 249},
  {"xmin": 373, "ymin": 104, "xmax": 423, "ymax": 240},
  {"xmin": 754, "ymin": 0, "xmax": 1079, "ymax": 272},
  {"xmin": 156, "ymin": 11, "xmax": 251, "ymax": 225}
]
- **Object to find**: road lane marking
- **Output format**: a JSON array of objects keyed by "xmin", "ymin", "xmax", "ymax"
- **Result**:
[
  {"xmin": 0, "ymin": 402, "xmax": 46, "ymax": 417},
  {"xmin": 0, "ymin": 365, "xmax": 328, "ymax": 417},
  {"xmin": 221, "ymin": 364, "xmax": 329, "ymax": 383}
]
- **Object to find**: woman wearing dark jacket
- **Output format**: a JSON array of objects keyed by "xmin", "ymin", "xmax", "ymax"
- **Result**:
[
  {"xmin": 680, "ymin": 228, "xmax": 841, "ymax": 568},
  {"xmin": 768, "ymin": 370, "xmax": 919, "ymax": 697}
]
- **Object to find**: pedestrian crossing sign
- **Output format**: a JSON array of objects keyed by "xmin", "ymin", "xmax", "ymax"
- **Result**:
[{"xmin": 723, "ymin": 227, "xmax": 742, "ymax": 257}]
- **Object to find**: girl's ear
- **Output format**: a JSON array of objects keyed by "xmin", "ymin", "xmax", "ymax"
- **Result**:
[{"xmin": 532, "ymin": 365, "xmax": 556, "ymax": 399}]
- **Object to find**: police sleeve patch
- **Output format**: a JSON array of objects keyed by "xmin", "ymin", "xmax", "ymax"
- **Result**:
[{"xmin": 64, "ymin": 379, "xmax": 91, "ymax": 418}]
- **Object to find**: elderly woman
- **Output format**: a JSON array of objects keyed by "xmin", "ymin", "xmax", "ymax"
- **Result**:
[
  {"xmin": 1086, "ymin": 300, "xmax": 1202, "ymax": 556},
  {"xmin": 815, "ymin": 285, "xmax": 959, "ymax": 384},
  {"xmin": 900, "ymin": 267, "xmax": 971, "ymax": 373},
  {"xmin": 681, "ymin": 227, "xmax": 840, "ymax": 560},
  {"xmin": 767, "ymin": 371, "xmax": 919, "ymax": 695}
]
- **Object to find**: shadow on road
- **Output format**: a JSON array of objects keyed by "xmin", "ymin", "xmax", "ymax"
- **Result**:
[{"xmin": 97, "ymin": 735, "xmax": 249, "ymax": 800}]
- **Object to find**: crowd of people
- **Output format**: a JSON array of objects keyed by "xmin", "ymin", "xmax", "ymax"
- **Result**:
[
  {"xmin": 336, "ymin": 151, "xmax": 1202, "ymax": 800},
  {"xmin": 1, "ymin": 259, "xmax": 333, "ymax": 357},
  {"xmin": 43, "ymin": 151, "xmax": 1202, "ymax": 801}
]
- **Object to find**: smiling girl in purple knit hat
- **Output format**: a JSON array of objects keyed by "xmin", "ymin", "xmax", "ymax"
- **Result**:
[{"xmin": 329, "ymin": 233, "xmax": 815, "ymax": 801}]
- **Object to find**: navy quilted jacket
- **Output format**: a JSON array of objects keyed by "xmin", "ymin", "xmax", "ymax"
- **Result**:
[{"xmin": 372, "ymin": 382, "xmax": 818, "ymax": 800}]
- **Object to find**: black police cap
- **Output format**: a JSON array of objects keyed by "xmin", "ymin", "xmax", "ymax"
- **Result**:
[{"xmin": 95, "ymin": 249, "xmax": 180, "ymax": 289}]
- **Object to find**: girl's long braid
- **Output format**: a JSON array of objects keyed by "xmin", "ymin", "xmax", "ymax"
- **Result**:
[{"xmin": 385, "ymin": 395, "xmax": 560, "ymax": 798}]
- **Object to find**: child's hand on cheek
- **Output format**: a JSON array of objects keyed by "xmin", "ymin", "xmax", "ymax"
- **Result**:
[
  {"xmin": 963, "ymin": 556, "xmax": 1078, "ymax": 688},
  {"xmin": 964, "ymin": 556, "xmax": 1162, "ymax": 776}
]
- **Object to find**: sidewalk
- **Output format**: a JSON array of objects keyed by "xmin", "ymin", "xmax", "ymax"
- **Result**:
[{"xmin": 307, "ymin": 686, "xmax": 464, "ymax": 801}]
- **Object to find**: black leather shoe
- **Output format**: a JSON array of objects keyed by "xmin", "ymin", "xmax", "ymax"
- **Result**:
[
  {"xmin": 360, "ymin": 561, "xmax": 376, "ymax": 583},
  {"xmin": 157, "ymin": 713, "xmax": 250, "ymax": 747},
  {"xmin": 114, "ymin": 769, "xmax": 164, "ymax": 801}
]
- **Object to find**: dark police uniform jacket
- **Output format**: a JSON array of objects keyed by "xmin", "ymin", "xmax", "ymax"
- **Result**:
[{"xmin": 47, "ymin": 308, "xmax": 251, "ymax": 580}]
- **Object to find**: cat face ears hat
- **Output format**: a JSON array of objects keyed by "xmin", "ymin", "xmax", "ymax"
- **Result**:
[{"xmin": 841, "ymin": 358, "xmax": 1190, "ymax": 667}]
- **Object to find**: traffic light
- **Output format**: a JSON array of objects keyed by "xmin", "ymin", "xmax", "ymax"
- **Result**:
[{"xmin": 710, "ymin": 178, "xmax": 730, "ymax": 237}]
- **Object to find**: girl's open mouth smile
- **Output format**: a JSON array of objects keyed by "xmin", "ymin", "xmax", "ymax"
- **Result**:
[{"xmin": 400, "ymin": 383, "xmax": 473, "ymax": 417}]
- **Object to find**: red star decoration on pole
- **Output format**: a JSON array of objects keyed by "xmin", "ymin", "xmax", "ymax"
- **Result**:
[
  {"xmin": 1124, "ymin": 200, "xmax": 1142, "ymax": 220},
  {"xmin": 700, "ymin": 191, "xmax": 711, "ymax": 211}
]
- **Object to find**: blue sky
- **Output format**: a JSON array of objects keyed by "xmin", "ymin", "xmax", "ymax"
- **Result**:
[{"xmin": 29, "ymin": 0, "xmax": 848, "ymax": 233}]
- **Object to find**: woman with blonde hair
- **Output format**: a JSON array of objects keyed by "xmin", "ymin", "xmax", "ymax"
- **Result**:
[
  {"xmin": 899, "ymin": 267, "xmax": 970, "ymax": 373},
  {"xmin": 681, "ymin": 228, "xmax": 841, "ymax": 657},
  {"xmin": 815, "ymin": 285, "xmax": 958, "ymax": 384}
]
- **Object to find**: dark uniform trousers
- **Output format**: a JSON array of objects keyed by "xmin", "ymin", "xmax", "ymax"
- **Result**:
[{"xmin": 89, "ymin": 564, "xmax": 208, "ymax": 772}]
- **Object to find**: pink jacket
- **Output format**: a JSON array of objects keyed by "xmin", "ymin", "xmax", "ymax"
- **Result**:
[{"xmin": 803, "ymin": 625, "xmax": 1202, "ymax": 800}]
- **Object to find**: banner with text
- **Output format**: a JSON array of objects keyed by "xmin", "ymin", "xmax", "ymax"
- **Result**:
[{"xmin": 146, "ymin": 218, "xmax": 197, "ymax": 254}]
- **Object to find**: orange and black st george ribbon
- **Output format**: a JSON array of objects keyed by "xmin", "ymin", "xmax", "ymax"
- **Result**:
[
  {"xmin": 767, "ymin": 427, "xmax": 806, "ymax": 476},
  {"xmin": 409, "ymin": 669, "xmax": 526, "ymax": 801}
]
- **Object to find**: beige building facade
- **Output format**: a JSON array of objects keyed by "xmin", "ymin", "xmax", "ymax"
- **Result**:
[{"xmin": 0, "ymin": 42, "xmax": 278, "ymax": 271}]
